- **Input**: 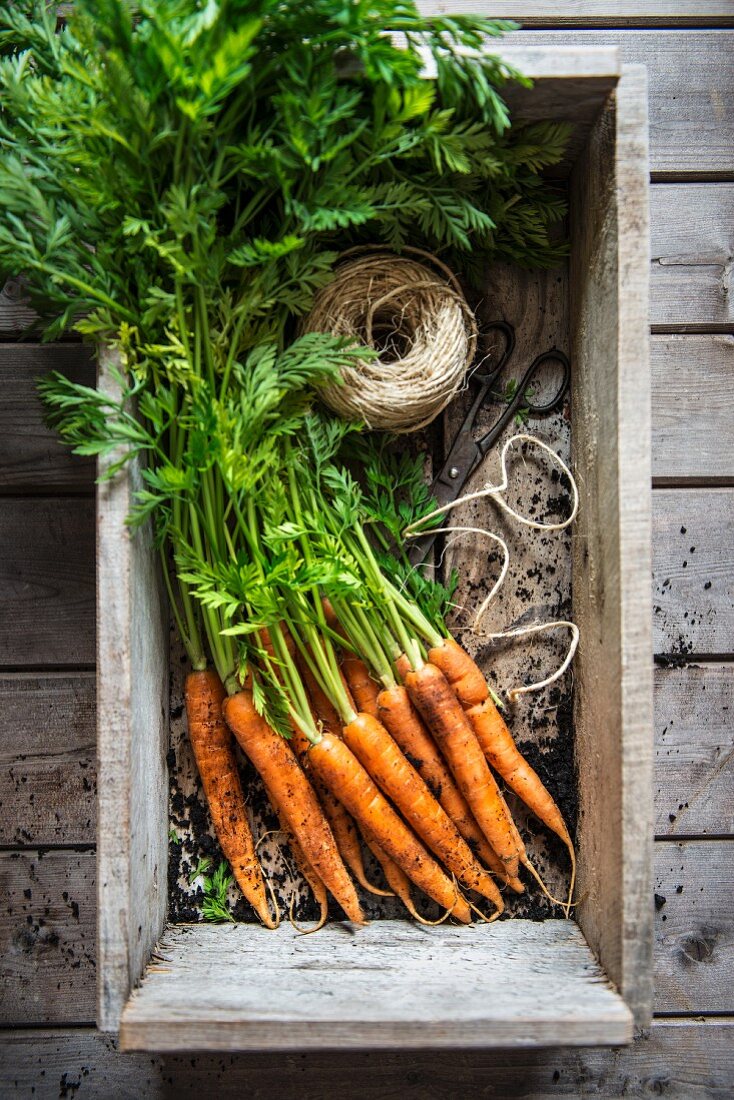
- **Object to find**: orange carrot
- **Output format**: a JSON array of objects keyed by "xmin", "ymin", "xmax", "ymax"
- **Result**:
[
  {"xmin": 362, "ymin": 832, "xmax": 426, "ymax": 922},
  {"xmin": 223, "ymin": 690, "xmax": 365, "ymax": 924},
  {"xmin": 184, "ymin": 670, "xmax": 276, "ymax": 928},
  {"xmin": 377, "ymin": 684, "xmax": 524, "ymax": 895},
  {"xmin": 341, "ymin": 654, "xmax": 381, "ymax": 719},
  {"xmin": 404, "ymin": 663, "xmax": 523, "ymax": 878},
  {"xmin": 260, "ymin": 624, "xmax": 296, "ymax": 659},
  {"xmin": 395, "ymin": 652, "xmax": 412, "ymax": 681},
  {"xmin": 428, "ymin": 636, "xmax": 488, "ymax": 709},
  {"xmin": 321, "ymin": 597, "xmax": 339, "ymax": 629},
  {"xmin": 418, "ymin": 640, "xmax": 574, "ymax": 897},
  {"xmin": 298, "ymin": 661, "xmax": 392, "ymax": 897},
  {"xmin": 264, "ymin": 782, "xmax": 327, "ymax": 931},
  {"xmin": 342, "ymin": 712, "xmax": 503, "ymax": 912},
  {"xmin": 306, "ymin": 729, "xmax": 472, "ymax": 923},
  {"xmin": 320, "ymin": 786, "xmax": 393, "ymax": 897},
  {"xmin": 467, "ymin": 698, "xmax": 574, "ymax": 856}
]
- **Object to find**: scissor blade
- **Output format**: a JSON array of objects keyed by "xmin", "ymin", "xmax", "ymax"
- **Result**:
[
  {"xmin": 406, "ymin": 440, "xmax": 482, "ymax": 567},
  {"xmin": 431, "ymin": 437, "xmax": 483, "ymax": 508}
]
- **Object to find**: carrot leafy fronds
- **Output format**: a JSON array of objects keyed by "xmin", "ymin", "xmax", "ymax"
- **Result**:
[{"xmin": 201, "ymin": 861, "xmax": 235, "ymax": 924}]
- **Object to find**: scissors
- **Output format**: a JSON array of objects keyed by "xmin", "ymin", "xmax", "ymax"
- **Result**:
[{"xmin": 407, "ymin": 321, "xmax": 570, "ymax": 566}]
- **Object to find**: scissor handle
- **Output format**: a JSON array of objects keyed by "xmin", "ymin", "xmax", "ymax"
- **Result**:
[
  {"xmin": 476, "ymin": 346, "xmax": 570, "ymax": 460},
  {"xmin": 524, "ymin": 349, "xmax": 570, "ymax": 414},
  {"xmin": 471, "ymin": 320, "xmax": 516, "ymax": 388}
]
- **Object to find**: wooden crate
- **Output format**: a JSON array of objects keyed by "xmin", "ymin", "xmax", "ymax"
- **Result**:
[{"xmin": 97, "ymin": 46, "xmax": 653, "ymax": 1051}]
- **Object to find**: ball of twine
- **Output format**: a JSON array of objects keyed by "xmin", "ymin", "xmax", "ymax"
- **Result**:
[{"xmin": 303, "ymin": 247, "xmax": 478, "ymax": 433}]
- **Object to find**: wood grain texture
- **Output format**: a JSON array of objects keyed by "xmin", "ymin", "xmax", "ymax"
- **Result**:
[
  {"xmin": 649, "ymin": 185, "xmax": 734, "ymax": 331},
  {"xmin": 120, "ymin": 921, "xmax": 631, "ymax": 1052},
  {"xmin": 0, "ymin": 674, "xmax": 96, "ymax": 846},
  {"xmin": 502, "ymin": 30, "xmax": 734, "ymax": 176},
  {"xmin": 653, "ymin": 489, "xmax": 734, "ymax": 655},
  {"xmin": 1, "ymin": 1019, "xmax": 732, "ymax": 1099},
  {"xmin": 4, "ymin": 842, "xmax": 732, "ymax": 1036},
  {"xmin": 0, "ymin": 345, "xmax": 95, "ymax": 493},
  {"xmin": 570, "ymin": 64, "xmax": 654, "ymax": 1026},
  {"xmin": 0, "ymin": 851, "xmax": 95, "ymax": 1026},
  {"xmin": 0, "ymin": 499, "xmax": 95, "ymax": 668},
  {"xmin": 491, "ymin": 47, "xmax": 623, "ymax": 176},
  {"xmin": 654, "ymin": 840, "xmax": 734, "ymax": 1013},
  {"xmin": 96, "ymin": 347, "xmax": 169, "ymax": 1032},
  {"xmin": 0, "ymin": 277, "xmax": 36, "ymax": 338},
  {"xmin": 419, "ymin": 2, "xmax": 734, "ymax": 28},
  {"xmin": 651, "ymin": 335, "xmax": 734, "ymax": 483},
  {"xmin": 655, "ymin": 664, "xmax": 734, "ymax": 837}
]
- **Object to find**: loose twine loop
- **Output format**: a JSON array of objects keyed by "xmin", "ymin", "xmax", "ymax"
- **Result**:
[
  {"xmin": 303, "ymin": 247, "xmax": 478, "ymax": 433},
  {"xmin": 405, "ymin": 433, "xmax": 581, "ymax": 704}
]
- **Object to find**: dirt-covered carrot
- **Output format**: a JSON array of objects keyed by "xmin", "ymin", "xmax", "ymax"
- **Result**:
[
  {"xmin": 376, "ymin": 682, "xmax": 523, "ymax": 893},
  {"xmin": 341, "ymin": 654, "xmax": 381, "ymax": 719},
  {"xmin": 264, "ymin": 781, "xmax": 327, "ymax": 932},
  {"xmin": 428, "ymin": 636, "xmax": 488, "ymax": 709},
  {"xmin": 319, "ymin": 786, "xmax": 393, "ymax": 897},
  {"xmin": 342, "ymin": 712, "xmax": 503, "ymax": 912},
  {"xmin": 296, "ymin": 658, "xmax": 392, "ymax": 897},
  {"xmin": 467, "ymin": 698, "xmax": 575, "ymax": 860},
  {"xmin": 184, "ymin": 670, "xmax": 276, "ymax": 928},
  {"xmin": 306, "ymin": 728, "xmax": 472, "ymax": 923},
  {"xmin": 403, "ymin": 662, "xmax": 523, "ymax": 878},
  {"xmin": 424, "ymin": 642, "xmax": 574, "ymax": 898},
  {"xmin": 362, "ymin": 832, "xmax": 426, "ymax": 923},
  {"xmin": 223, "ymin": 690, "xmax": 365, "ymax": 924}
]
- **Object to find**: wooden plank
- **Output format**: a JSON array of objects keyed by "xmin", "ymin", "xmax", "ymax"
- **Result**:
[
  {"xmin": 0, "ymin": 277, "xmax": 36, "ymax": 338},
  {"xmin": 653, "ymin": 489, "xmax": 734, "ymax": 655},
  {"xmin": 490, "ymin": 47, "xmax": 621, "ymax": 175},
  {"xmin": 0, "ymin": 498, "xmax": 95, "ymax": 668},
  {"xmin": 3, "ymin": 1019, "xmax": 732, "ymax": 1097},
  {"xmin": 96, "ymin": 347, "xmax": 169, "ymax": 1032},
  {"xmin": 120, "ymin": 921, "xmax": 631, "ymax": 1051},
  {"xmin": 651, "ymin": 335, "xmax": 734, "ymax": 483},
  {"xmin": 654, "ymin": 840, "xmax": 734, "ymax": 1013},
  {"xmin": 0, "ymin": 851, "xmax": 95, "ymax": 1026},
  {"xmin": 0, "ymin": 345, "xmax": 95, "ymax": 493},
  {"xmin": 649, "ymin": 185, "xmax": 734, "ymax": 331},
  {"xmin": 500, "ymin": 30, "xmax": 734, "ymax": 176},
  {"xmin": 569, "ymin": 65, "xmax": 654, "ymax": 1027},
  {"xmin": 419, "ymin": 3, "xmax": 734, "ymax": 28},
  {"xmin": 655, "ymin": 664, "xmax": 734, "ymax": 836},
  {"xmin": 0, "ymin": 674, "xmax": 96, "ymax": 846}
]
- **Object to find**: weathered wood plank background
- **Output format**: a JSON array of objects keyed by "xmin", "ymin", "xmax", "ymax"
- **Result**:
[{"xmin": 1, "ymin": 7, "xmax": 733, "ymax": 1096}]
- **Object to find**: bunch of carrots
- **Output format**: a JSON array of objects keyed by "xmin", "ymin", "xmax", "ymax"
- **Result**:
[
  {"xmin": 200, "ymin": 624, "xmax": 575, "ymax": 929},
  {"xmin": 173, "ymin": 418, "xmax": 577, "ymax": 929}
]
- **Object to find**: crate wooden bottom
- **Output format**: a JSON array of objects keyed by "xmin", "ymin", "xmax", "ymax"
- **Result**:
[{"xmin": 119, "ymin": 920, "xmax": 632, "ymax": 1051}]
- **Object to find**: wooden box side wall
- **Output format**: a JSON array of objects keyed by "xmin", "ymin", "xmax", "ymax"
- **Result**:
[
  {"xmin": 96, "ymin": 347, "xmax": 169, "ymax": 1032},
  {"xmin": 570, "ymin": 65, "xmax": 653, "ymax": 1026}
]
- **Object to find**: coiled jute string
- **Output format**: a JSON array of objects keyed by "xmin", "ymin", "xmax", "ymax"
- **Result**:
[{"xmin": 303, "ymin": 247, "xmax": 478, "ymax": 433}]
